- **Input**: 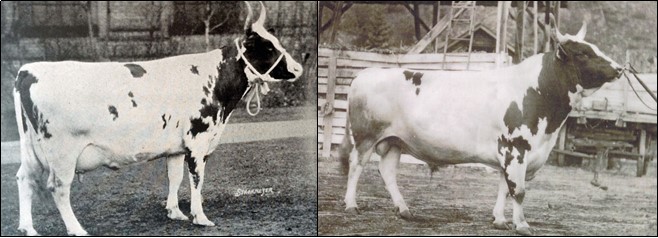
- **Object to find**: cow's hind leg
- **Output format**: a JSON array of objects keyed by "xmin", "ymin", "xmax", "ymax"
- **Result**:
[
  {"xmin": 166, "ymin": 155, "xmax": 189, "ymax": 221},
  {"xmin": 16, "ymin": 164, "xmax": 39, "ymax": 236},
  {"xmin": 185, "ymin": 151, "xmax": 214, "ymax": 226},
  {"xmin": 48, "ymin": 155, "xmax": 88, "ymax": 236},
  {"xmin": 344, "ymin": 144, "xmax": 374, "ymax": 214},
  {"xmin": 376, "ymin": 141, "xmax": 411, "ymax": 219}
]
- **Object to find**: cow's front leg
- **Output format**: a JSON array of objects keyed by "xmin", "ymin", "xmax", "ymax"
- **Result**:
[
  {"xmin": 185, "ymin": 151, "xmax": 215, "ymax": 226},
  {"xmin": 504, "ymin": 160, "xmax": 531, "ymax": 236},
  {"xmin": 166, "ymin": 155, "xmax": 189, "ymax": 221},
  {"xmin": 48, "ymin": 166, "xmax": 88, "ymax": 236},
  {"xmin": 376, "ymin": 142, "xmax": 411, "ymax": 219}
]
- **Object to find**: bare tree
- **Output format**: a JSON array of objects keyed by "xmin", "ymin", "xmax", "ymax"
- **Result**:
[
  {"xmin": 200, "ymin": 1, "xmax": 229, "ymax": 52},
  {"xmin": 79, "ymin": 1, "xmax": 102, "ymax": 60}
]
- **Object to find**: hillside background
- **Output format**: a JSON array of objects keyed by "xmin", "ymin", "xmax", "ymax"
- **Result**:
[{"xmin": 320, "ymin": 1, "xmax": 657, "ymax": 67}]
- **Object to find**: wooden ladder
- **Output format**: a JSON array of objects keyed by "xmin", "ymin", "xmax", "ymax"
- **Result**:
[{"xmin": 442, "ymin": 1, "xmax": 477, "ymax": 70}]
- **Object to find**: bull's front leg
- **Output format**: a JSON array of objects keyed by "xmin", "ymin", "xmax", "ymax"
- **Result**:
[
  {"xmin": 165, "ymin": 155, "xmax": 189, "ymax": 221},
  {"xmin": 503, "ymin": 158, "xmax": 531, "ymax": 236},
  {"xmin": 492, "ymin": 173, "xmax": 511, "ymax": 230},
  {"xmin": 185, "ymin": 150, "xmax": 215, "ymax": 226}
]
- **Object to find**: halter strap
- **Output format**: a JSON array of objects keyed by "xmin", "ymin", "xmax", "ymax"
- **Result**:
[{"xmin": 235, "ymin": 38, "xmax": 286, "ymax": 116}]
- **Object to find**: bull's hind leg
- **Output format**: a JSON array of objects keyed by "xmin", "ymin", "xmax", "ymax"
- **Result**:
[
  {"xmin": 185, "ymin": 151, "xmax": 214, "ymax": 226},
  {"xmin": 344, "ymin": 145, "xmax": 374, "ymax": 214},
  {"xmin": 376, "ymin": 142, "xmax": 411, "ymax": 219},
  {"xmin": 165, "ymin": 155, "xmax": 189, "ymax": 221}
]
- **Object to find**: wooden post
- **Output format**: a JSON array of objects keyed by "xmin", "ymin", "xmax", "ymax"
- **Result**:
[
  {"xmin": 554, "ymin": 1, "xmax": 560, "ymax": 29},
  {"xmin": 514, "ymin": 1, "xmax": 526, "ymax": 64},
  {"xmin": 322, "ymin": 52, "xmax": 337, "ymax": 158},
  {"xmin": 637, "ymin": 129, "xmax": 647, "ymax": 177},
  {"xmin": 495, "ymin": 1, "xmax": 502, "ymax": 55},
  {"xmin": 501, "ymin": 1, "xmax": 510, "ymax": 57},
  {"xmin": 544, "ymin": 1, "xmax": 551, "ymax": 52},
  {"xmin": 433, "ymin": 2, "xmax": 439, "ymax": 53},
  {"xmin": 413, "ymin": 3, "xmax": 421, "ymax": 40},
  {"xmin": 533, "ymin": 1, "xmax": 538, "ymax": 54},
  {"xmin": 557, "ymin": 123, "xmax": 567, "ymax": 166}
]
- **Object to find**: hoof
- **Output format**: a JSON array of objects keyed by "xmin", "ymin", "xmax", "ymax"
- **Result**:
[
  {"xmin": 398, "ymin": 209, "xmax": 413, "ymax": 220},
  {"xmin": 345, "ymin": 207, "xmax": 360, "ymax": 215},
  {"xmin": 67, "ymin": 230, "xmax": 89, "ymax": 236},
  {"xmin": 192, "ymin": 216, "xmax": 216, "ymax": 226},
  {"xmin": 167, "ymin": 208, "xmax": 190, "ymax": 221},
  {"xmin": 493, "ymin": 220, "xmax": 512, "ymax": 230},
  {"xmin": 515, "ymin": 227, "xmax": 532, "ymax": 236},
  {"xmin": 18, "ymin": 227, "xmax": 39, "ymax": 236}
]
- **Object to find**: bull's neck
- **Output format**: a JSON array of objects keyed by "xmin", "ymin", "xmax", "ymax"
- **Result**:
[
  {"xmin": 509, "ymin": 53, "xmax": 582, "ymax": 135},
  {"xmin": 211, "ymin": 44, "xmax": 249, "ymax": 124}
]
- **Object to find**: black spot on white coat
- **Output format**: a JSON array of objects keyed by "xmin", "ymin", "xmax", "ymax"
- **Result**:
[
  {"xmin": 108, "ymin": 105, "xmax": 118, "ymax": 121},
  {"xmin": 124, "ymin": 64, "xmax": 147, "ymax": 78}
]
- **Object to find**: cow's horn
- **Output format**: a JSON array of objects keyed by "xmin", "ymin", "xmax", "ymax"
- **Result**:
[
  {"xmin": 575, "ymin": 21, "xmax": 587, "ymax": 41},
  {"xmin": 244, "ymin": 1, "xmax": 253, "ymax": 31},
  {"xmin": 253, "ymin": 1, "xmax": 266, "ymax": 28}
]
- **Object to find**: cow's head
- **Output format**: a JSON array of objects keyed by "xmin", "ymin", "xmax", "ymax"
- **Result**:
[
  {"xmin": 553, "ymin": 22, "xmax": 623, "ymax": 92},
  {"xmin": 240, "ymin": 1, "xmax": 303, "ymax": 81}
]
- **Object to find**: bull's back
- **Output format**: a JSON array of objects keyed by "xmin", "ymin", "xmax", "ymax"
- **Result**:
[{"xmin": 348, "ymin": 67, "xmax": 504, "ymax": 165}]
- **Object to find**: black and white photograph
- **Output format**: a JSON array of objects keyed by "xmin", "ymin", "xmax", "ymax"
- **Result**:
[
  {"xmin": 318, "ymin": 1, "xmax": 657, "ymax": 236},
  {"xmin": 1, "ymin": 1, "xmax": 317, "ymax": 236}
]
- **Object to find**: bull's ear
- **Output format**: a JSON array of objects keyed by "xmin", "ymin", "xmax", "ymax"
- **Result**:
[{"xmin": 555, "ymin": 45, "xmax": 566, "ymax": 61}]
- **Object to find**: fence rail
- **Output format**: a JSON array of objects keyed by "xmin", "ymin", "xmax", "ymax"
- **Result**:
[{"xmin": 318, "ymin": 48, "xmax": 511, "ymax": 157}]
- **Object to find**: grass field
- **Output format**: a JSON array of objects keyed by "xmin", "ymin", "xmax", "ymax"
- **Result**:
[
  {"xmin": 318, "ymin": 157, "xmax": 657, "ymax": 236},
  {"xmin": 1, "ymin": 136, "xmax": 317, "ymax": 236}
]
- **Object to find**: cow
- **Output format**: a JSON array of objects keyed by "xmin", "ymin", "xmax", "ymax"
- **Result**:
[
  {"xmin": 338, "ymin": 22, "xmax": 622, "ymax": 235},
  {"xmin": 13, "ymin": 2, "xmax": 302, "ymax": 236}
]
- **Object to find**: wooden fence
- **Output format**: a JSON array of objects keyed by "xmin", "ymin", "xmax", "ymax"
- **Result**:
[{"xmin": 318, "ymin": 48, "xmax": 512, "ymax": 157}]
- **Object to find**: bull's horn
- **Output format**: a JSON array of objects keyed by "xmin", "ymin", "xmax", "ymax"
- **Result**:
[
  {"xmin": 575, "ymin": 21, "xmax": 587, "ymax": 41},
  {"xmin": 244, "ymin": 1, "xmax": 253, "ymax": 31},
  {"xmin": 253, "ymin": 1, "xmax": 266, "ymax": 28},
  {"xmin": 550, "ymin": 14, "xmax": 567, "ymax": 43}
]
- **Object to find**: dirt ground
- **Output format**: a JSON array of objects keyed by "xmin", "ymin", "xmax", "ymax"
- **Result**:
[
  {"xmin": 318, "ymin": 157, "xmax": 657, "ymax": 236},
  {"xmin": 1, "ymin": 137, "xmax": 317, "ymax": 236}
]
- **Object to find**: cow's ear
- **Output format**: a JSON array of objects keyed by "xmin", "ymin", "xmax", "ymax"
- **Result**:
[{"xmin": 267, "ymin": 28, "xmax": 275, "ymax": 34}]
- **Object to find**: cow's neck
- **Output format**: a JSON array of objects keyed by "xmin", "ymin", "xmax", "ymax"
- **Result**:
[{"xmin": 212, "ymin": 44, "xmax": 249, "ymax": 124}]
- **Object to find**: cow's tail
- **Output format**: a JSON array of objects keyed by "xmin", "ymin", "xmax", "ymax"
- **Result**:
[
  {"xmin": 337, "ymin": 117, "xmax": 353, "ymax": 176},
  {"xmin": 13, "ymin": 70, "xmax": 50, "ymax": 201}
]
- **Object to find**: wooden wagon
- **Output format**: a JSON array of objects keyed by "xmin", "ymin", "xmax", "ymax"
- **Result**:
[{"xmin": 553, "ymin": 73, "xmax": 657, "ymax": 177}]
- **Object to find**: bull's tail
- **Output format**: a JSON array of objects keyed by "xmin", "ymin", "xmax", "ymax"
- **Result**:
[{"xmin": 337, "ymin": 117, "xmax": 353, "ymax": 176}]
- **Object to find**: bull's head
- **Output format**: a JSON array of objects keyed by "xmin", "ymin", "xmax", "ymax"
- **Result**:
[
  {"xmin": 553, "ymin": 22, "xmax": 623, "ymax": 91},
  {"xmin": 239, "ymin": 1, "xmax": 303, "ymax": 82}
]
